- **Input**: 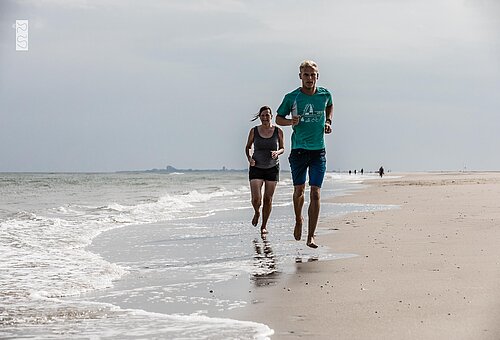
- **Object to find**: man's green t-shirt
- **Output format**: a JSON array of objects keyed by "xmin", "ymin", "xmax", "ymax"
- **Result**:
[{"xmin": 277, "ymin": 87, "xmax": 333, "ymax": 150}]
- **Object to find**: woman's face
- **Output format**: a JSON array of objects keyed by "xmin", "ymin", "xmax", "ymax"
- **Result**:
[{"xmin": 259, "ymin": 109, "xmax": 272, "ymax": 123}]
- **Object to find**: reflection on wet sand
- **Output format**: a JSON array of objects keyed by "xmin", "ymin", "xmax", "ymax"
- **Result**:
[
  {"xmin": 294, "ymin": 256, "xmax": 321, "ymax": 274},
  {"xmin": 295, "ymin": 256, "xmax": 319, "ymax": 264},
  {"xmin": 251, "ymin": 236, "xmax": 279, "ymax": 287}
]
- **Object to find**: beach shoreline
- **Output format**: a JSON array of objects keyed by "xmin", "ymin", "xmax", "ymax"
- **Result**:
[
  {"xmin": 229, "ymin": 172, "xmax": 500, "ymax": 339},
  {"xmin": 75, "ymin": 172, "xmax": 385, "ymax": 339}
]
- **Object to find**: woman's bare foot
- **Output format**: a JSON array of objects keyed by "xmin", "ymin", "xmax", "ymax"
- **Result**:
[
  {"xmin": 294, "ymin": 217, "xmax": 303, "ymax": 240},
  {"xmin": 306, "ymin": 235, "xmax": 318, "ymax": 248},
  {"xmin": 261, "ymin": 227, "xmax": 268, "ymax": 235},
  {"xmin": 252, "ymin": 211, "xmax": 260, "ymax": 226}
]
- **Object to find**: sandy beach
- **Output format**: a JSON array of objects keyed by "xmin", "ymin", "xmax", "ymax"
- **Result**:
[{"xmin": 230, "ymin": 172, "xmax": 500, "ymax": 339}]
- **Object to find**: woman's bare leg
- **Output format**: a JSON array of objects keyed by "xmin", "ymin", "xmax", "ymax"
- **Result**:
[
  {"xmin": 250, "ymin": 179, "xmax": 264, "ymax": 226},
  {"xmin": 261, "ymin": 180, "xmax": 277, "ymax": 234}
]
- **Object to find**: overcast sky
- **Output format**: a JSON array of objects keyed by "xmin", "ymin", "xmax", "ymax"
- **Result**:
[{"xmin": 1, "ymin": 0, "xmax": 499, "ymax": 172}]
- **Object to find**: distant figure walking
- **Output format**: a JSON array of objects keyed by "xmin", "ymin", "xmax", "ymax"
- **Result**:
[
  {"xmin": 361, "ymin": 168, "xmax": 364, "ymax": 175},
  {"xmin": 276, "ymin": 60, "xmax": 334, "ymax": 248},
  {"xmin": 379, "ymin": 166, "xmax": 384, "ymax": 178},
  {"xmin": 245, "ymin": 106, "xmax": 285, "ymax": 235}
]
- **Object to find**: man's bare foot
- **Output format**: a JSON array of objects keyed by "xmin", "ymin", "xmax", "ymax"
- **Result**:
[
  {"xmin": 252, "ymin": 212, "xmax": 260, "ymax": 226},
  {"xmin": 306, "ymin": 236, "xmax": 318, "ymax": 248},
  {"xmin": 294, "ymin": 217, "xmax": 303, "ymax": 240},
  {"xmin": 261, "ymin": 227, "xmax": 268, "ymax": 235}
]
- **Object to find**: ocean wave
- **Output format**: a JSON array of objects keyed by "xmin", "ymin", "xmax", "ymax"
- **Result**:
[
  {"xmin": 0, "ymin": 214, "xmax": 127, "ymax": 304},
  {"xmin": 0, "ymin": 299, "xmax": 273, "ymax": 339},
  {"xmin": 0, "ymin": 182, "xmax": 254, "ymax": 303}
]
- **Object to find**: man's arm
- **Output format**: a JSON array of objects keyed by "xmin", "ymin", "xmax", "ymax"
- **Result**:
[
  {"xmin": 276, "ymin": 115, "xmax": 300, "ymax": 126},
  {"xmin": 324, "ymin": 104, "xmax": 333, "ymax": 134},
  {"xmin": 326, "ymin": 103, "xmax": 333, "ymax": 122},
  {"xmin": 276, "ymin": 115, "xmax": 291, "ymax": 126}
]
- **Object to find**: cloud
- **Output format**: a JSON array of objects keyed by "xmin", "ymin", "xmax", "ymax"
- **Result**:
[{"xmin": 1, "ymin": 0, "xmax": 499, "ymax": 171}]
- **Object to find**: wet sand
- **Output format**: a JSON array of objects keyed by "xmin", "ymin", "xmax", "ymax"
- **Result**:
[{"xmin": 230, "ymin": 172, "xmax": 500, "ymax": 339}]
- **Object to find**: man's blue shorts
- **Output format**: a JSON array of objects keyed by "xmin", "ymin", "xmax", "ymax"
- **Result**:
[{"xmin": 288, "ymin": 148, "xmax": 326, "ymax": 188}]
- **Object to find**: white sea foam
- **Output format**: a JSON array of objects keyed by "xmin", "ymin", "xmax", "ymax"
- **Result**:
[
  {"xmin": 1, "ymin": 213, "xmax": 127, "ymax": 301},
  {"xmin": 0, "ymin": 187, "xmax": 263, "ymax": 337},
  {"xmin": 0, "ymin": 174, "xmax": 256, "ymax": 316},
  {"xmin": 0, "ymin": 298, "xmax": 273, "ymax": 339},
  {"xmin": 324, "ymin": 172, "xmax": 372, "ymax": 184}
]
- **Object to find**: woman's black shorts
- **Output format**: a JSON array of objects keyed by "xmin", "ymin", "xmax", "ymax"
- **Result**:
[{"xmin": 249, "ymin": 164, "xmax": 280, "ymax": 182}]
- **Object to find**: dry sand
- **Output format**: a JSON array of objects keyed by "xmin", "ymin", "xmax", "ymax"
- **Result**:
[{"xmin": 231, "ymin": 172, "xmax": 500, "ymax": 339}]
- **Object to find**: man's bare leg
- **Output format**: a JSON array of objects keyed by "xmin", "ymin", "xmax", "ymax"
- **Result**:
[
  {"xmin": 293, "ymin": 184, "xmax": 305, "ymax": 240},
  {"xmin": 306, "ymin": 186, "xmax": 321, "ymax": 248},
  {"xmin": 250, "ymin": 179, "xmax": 263, "ymax": 226},
  {"xmin": 261, "ymin": 180, "xmax": 277, "ymax": 234}
]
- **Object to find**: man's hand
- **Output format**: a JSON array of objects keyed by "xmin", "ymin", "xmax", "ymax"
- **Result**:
[
  {"xmin": 324, "ymin": 122, "xmax": 332, "ymax": 134},
  {"xmin": 291, "ymin": 115, "xmax": 301, "ymax": 126}
]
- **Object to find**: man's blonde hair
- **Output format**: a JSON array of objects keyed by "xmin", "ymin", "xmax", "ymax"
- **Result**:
[{"xmin": 299, "ymin": 60, "xmax": 318, "ymax": 72}]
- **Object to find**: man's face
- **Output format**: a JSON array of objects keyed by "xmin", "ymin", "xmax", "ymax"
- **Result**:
[{"xmin": 299, "ymin": 66, "xmax": 318, "ymax": 90}]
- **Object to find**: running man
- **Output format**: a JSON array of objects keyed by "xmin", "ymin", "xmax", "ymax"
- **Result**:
[{"xmin": 276, "ymin": 60, "xmax": 334, "ymax": 248}]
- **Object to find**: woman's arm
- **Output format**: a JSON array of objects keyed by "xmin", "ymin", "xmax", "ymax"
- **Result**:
[
  {"xmin": 271, "ymin": 128, "xmax": 285, "ymax": 159},
  {"xmin": 245, "ymin": 128, "xmax": 256, "ymax": 166}
]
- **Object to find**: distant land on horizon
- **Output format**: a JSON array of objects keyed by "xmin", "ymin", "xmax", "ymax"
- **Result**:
[
  {"xmin": 117, "ymin": 165, "xmax": 388, "ymax": 174},
  {"xmin": 117, "ymin": 165, "xmax": 247, "ymax": 174}
]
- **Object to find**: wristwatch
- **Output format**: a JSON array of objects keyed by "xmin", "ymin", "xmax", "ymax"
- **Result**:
[{"xmin": 325, "ymin": 118, "xmax": 332, "ymax": 125}]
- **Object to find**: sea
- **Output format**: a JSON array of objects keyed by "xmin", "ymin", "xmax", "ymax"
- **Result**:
[{"xmin": 0, "ymin": 171, "xmax": 395, "ymax": 339}]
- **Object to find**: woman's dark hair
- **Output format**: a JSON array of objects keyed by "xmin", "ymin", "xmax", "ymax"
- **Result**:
[{"xmin": 251, "ymin": 106, "xmax": 272, "ymax": 121}]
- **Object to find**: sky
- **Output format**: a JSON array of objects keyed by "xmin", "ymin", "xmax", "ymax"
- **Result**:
[{"xmin": 1, "ymin": 0, "xmax": 499, "ymax": 172}]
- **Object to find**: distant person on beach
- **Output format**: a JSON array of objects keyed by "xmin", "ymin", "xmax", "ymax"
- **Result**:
[
  {"xmin": 361, "ymin": 168, "xmax": 364, "ymax": 175},
  {"xmin": 245, "ymin": 106, "xmax": 285, "ymax": 235},
  {"xmin": 276, "ymin": 60, "xmax": 333, "ymax": 248},
  {"xmin": 379, "ymin": 166, "xmax": 384, "ymax": 177}
]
